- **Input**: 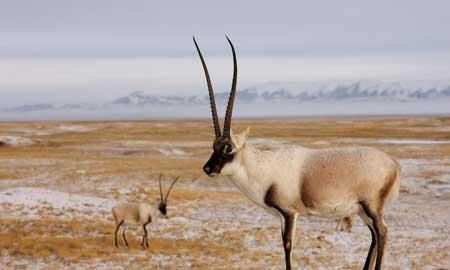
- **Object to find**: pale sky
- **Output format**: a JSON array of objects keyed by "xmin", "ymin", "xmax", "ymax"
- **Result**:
[{"xmin": 1, "ymin": 0, "xmax": 450, "ymax": 105}]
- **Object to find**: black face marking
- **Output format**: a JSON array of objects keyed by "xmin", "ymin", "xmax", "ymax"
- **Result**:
[
  {"xmin": 203, "ymin": 136, "xmax": 235, "ymax": 176},
  {"xmin": 158, "ymin": 202, "xmax": 167, "ymax": 216}
]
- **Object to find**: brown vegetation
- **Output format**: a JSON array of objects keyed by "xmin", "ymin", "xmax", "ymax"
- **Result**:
[{"xmin": 0, "ymin": 116, "xmax": 449, "ymax": 269}]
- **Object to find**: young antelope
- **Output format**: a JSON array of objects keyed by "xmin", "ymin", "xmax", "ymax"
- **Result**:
[{"xmin": 112, "ymin": 174, "xmax": 179, "ymax": 248}]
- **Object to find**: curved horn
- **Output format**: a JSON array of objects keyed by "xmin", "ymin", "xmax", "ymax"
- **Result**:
[
  {"xmin": 158, "ymin": 173, "xmax": 164, "ymax": 203},
  {"xmin": 222, "ymin": 35, "xmax": 238, "ymax": 137},
  {"xmin": 193, "ymin": 36, "xmax": 222, "ymax": 138},
  {"xmin": 164, "ymin": 176, "xmax": 180, "ymax": 203}
]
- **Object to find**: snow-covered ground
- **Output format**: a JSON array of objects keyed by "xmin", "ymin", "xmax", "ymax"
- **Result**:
[
  {"xmin": 338, "ymin": 137, "xmax": 450, "ymax": 145},
  {"xmin": 6, "ymin": 124, "xmax": 96, "ymax": 136},
  {"xmin": 0, "ymin": 118, "xmax": 449, "ymax": 270},
  {"xmin": 378, "ymin": 139, "xmax": 450, "ymax": 145},
  {"xmin": 0, "ymin": 136, "xmax": 35, "ymax": 146},
  {"xmin": 0, "ymin": 187, "xmax": 115, "ymax": 220}
]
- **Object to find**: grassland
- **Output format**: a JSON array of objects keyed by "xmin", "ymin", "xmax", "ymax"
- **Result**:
[{"xmin": 0, "ymin": 116, "xmax": 449, "ymax": 269}]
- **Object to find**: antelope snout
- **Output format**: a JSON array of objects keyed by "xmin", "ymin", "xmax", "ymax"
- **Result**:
[
  {"xmin": 203, "ymin": 164, "xmax": 218, "ymax": 177},
  {"xmin": 203, "ymin": 165, "xmax": 211, "ymax": 174},
  {"xmin": 203, "ymin": 152, "xmax": 222, "ymax": 177}
]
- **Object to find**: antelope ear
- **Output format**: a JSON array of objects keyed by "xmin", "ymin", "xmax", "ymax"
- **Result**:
[{"xmin": 231, "ymin": 127, "xmax": 250, "ymax": 150}]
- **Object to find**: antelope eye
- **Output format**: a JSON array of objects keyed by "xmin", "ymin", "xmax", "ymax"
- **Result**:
[{"xmin": 223, "ymin": 145, "xmax": 232, "ymax": 154}]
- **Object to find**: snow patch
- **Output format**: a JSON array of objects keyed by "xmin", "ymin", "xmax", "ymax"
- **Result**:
[
  {"xmin": 0, "ymin": 187, "xmax": 115, "ymax": 219},
  {"xmin": 378, "ymin": 139, "xmax": 450, "ymax": 145},
  {"xmin": 8, "ymin": 125, "xmax": 94, "ymax": 136},
  {"xmin": 337, "ymin": 137, "xmax": 450, "ymax": 145},
  {"xmin": 0, "ymin": 136, "xmax": 35, "ymax": 146},
  {"xmin": 311, "ymin": 140, "xmax": 331, "ymax": 146},
  {"xmin": 157, "ymin": 148, "xmax": 189, "ymax": 157},
  {"xmin": 57, "ymin": 125, "xmax": 93, "ymax": 133},
  {"xmin": 119, "ymin": 140, "xmax": 208, "ymax": 148}
]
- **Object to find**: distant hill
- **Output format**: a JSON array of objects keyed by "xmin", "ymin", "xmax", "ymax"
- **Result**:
[
  {"xmin": 110, "ymin": 80, "xmax": 450, "ymax": 106},
  {"xmin": 2, "ymin": 80, "xmax": 450, "ymax": 119}
]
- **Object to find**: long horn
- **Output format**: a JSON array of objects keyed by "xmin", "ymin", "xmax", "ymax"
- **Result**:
[
  {"xmin": 158, "ymin": 174, "xmax": 164, "ymax": 203},
  {"xmin": 164, "ymin": 176, "xmax": 180, "ymax": 203},
  {"xmin": 222, "ymin": 35, "xmax": 237, "ymax": 137},
  {"xmin": 193, "ymin": 36, "xmax": 222, "ymax": 138}
]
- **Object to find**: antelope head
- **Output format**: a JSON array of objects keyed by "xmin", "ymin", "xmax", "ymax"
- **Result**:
[
  {"xmin": 158, "ymin": 174, "xmax": 180, "ymax": 216},
  {"xmin": 193, "ymin": 36, "xmax": 250, "ymax": 177}
]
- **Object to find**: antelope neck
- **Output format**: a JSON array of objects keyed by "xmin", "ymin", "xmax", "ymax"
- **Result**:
[{"xmin": 226, "ymin": 144, "xmax": 271, "ymax": 208}]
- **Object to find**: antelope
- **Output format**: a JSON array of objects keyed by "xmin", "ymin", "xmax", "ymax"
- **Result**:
[
  {"xmin": 193, "ymin": 36, "xmax": 401, "ymax": 270},
  {"xmin": 112, "ymin": 174, "xmax": 179, "ymax": 248}
]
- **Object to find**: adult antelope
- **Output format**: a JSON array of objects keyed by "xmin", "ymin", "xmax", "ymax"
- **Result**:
[{"xmin": 193, "ymin": 36, "xmax": 401, "ymax": 270}]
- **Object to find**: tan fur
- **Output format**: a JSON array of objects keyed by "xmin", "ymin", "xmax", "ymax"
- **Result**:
[
  {"xmin": 112, "ymin": 203, "xmax": 157, "ymax": 248},
  {"xmin": 299, "ymin": 147, "xmax": 400, "ymax": 218},
  {"xmin": 112, "ymin": 203, "xmax": 154, "ymax": 226},
  {"xmin": 223, "ymin": 138, "xmax": 401, "ymax": 219},
  {"xmin": 219, "ymin": 130, "xmax": 401, "ymax": 269},
  {"xmin": 384, "ymin": 158, "xmax": 401, "ymax": 204}
]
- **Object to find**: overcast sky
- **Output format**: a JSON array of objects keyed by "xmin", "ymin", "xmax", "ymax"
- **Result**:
[{"xmin": 1, "ymin": 0, "xmax": 450, "ymax": 105}]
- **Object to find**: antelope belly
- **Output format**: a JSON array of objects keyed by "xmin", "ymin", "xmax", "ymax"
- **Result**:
[{"xmin": 305, "ymin": 201, "xmax": 359, "ymax": 219}]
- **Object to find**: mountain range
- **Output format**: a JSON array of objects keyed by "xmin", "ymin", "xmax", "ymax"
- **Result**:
[{"xmin": 3, "ymin": 80, "xmax": 450, "ymax": 113}]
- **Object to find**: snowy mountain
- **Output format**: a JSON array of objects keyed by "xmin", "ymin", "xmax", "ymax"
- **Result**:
[
  {"xmin": 247, "ymin": 80, "xmax": 450, "ymax": 102},
  {"xmin": 111, "ymin": 91, "xmax": 204, "ymax": 106},
  {"xmin": 2, "ymin": 80, "xmax": 450, "ymax": 116},
  {"xmin": 111, "ymin": 80, "xmax": 450, "ymax": 106},
  {"xmin": 4, "ymin": 103, "xmax": 99, "ymax": 112}
]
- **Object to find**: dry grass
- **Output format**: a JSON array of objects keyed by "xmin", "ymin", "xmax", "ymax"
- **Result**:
[
  {"xmin": 0, "ymin": 116, "xmax": 449, "ymax": 269},
  {"xmin": 1, "ymin": 116, "xmax": 449, "ymax": 181},
  {"xmin": 0, "ymin": 218, "xmax": 244, "ymax": 269}
]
